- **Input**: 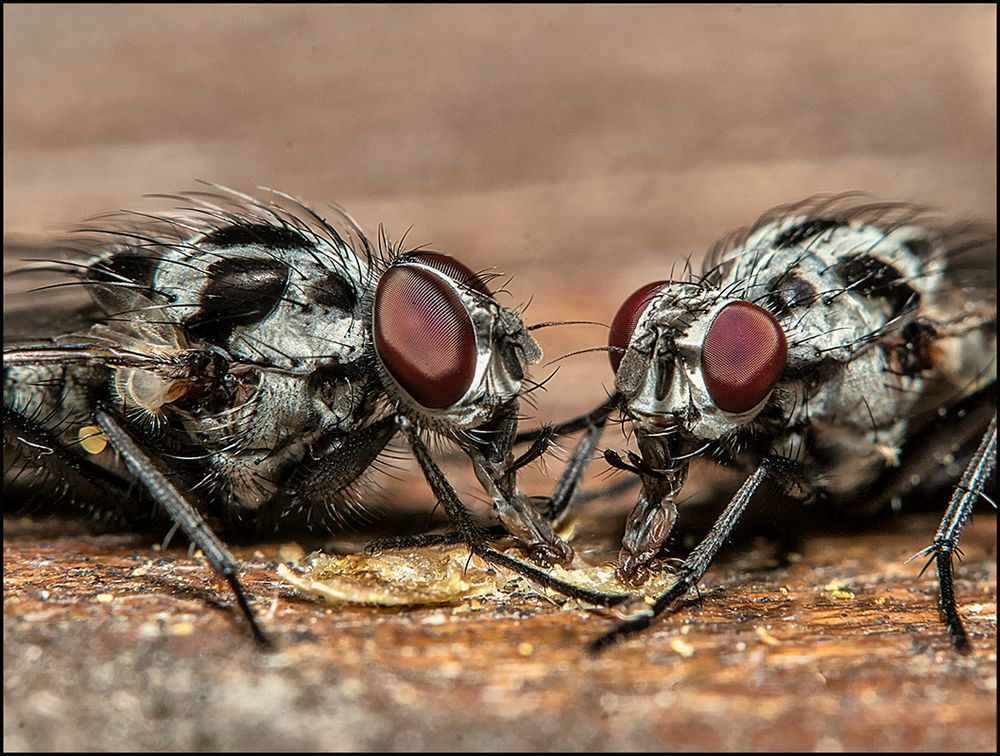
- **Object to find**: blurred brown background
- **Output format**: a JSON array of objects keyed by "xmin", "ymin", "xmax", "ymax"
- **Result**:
[{"xmin": 4, "ymin": 4, "xmax": 996, "ymax": 752}]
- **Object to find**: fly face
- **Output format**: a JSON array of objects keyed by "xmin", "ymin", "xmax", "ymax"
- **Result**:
[
  {"xmin": 610, "ymin": 285, "xmax": 788, "ymax": 441},
  {"xmin": 569, "ymin": 196, "xmax": 995, "ymax": 650}
]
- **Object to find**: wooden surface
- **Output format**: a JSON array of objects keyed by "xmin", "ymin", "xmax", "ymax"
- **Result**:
[
  {"xmin": 3, "ymin": 5, "xmax": 996, "ymax": 752},
  {"xmin": 4, "ymin": 510, "xmax": 996, "ymax": 751}
]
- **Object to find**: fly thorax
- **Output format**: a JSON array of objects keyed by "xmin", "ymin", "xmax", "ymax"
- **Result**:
[
  {"xmin": 189, "ymin": 370, "xmax": 352, "ymax": 510},
  {"xmin": 148, "ymin": 238, "xmax": 368, "ymax": 373}
]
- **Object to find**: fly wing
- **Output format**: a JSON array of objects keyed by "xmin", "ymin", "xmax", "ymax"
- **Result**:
[
  {"xmin": 4, "ymin": 234, "xmax": 192, "ymax": 364},
  {"xmin": 3, "ymin": 242, "xmax": 104, "ymax": 344},
  {"xmin": 909, "ymin": 221, "xmax": 996, "ymax": 412}
]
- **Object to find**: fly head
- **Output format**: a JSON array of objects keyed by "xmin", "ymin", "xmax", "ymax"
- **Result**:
[
  {"xmin": 609, "ymin": 281, "xmax": 788, "ymax": 443},
  {"xmin": 370, "ymin": 251, "xmax": 542, "ymax": 434}
]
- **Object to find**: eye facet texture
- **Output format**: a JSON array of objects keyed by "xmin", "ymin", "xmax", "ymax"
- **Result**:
[
  {"xmin": 406, "ymin": 252, "xmax": 492, "ymax": 297},
  {"xmin": 608, "ymin": 281, "xmax": 670, "ymax": 372},
  {"xmin": 374, "ymin": 262, "xmax": 478, "ymax": 409},
  {"xmin": 701, "ymin": 301, "xmax": 787, "ymax": 413}
]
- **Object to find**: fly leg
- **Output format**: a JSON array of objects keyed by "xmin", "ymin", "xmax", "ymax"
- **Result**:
[
  {"xmin": 877, "ymin": 385, "xmax": 995, "ymax": 650},
  {"xmin": 507, "ymin": 395, "xmax": 618, "ymax": 532},
  {"xmin": 364, "ymin": 417, "xmax": 562, "ymax": 558},
  {"xmin": 371, "ymin": 397, "xmax": 616, "ymax": 557},
  {"xmin": 280, "ymin": 414, "xmax": 509, "ymax": 564},
  {"xmin": 365, "ymin": 526, "xmax": 508, "ymax": 554},
  {"xmin": 283, "ymin": 414, "xmax": 492, "ymax": 553},
  {"xmin": 462, "ymin": 399, "xmax": 578, "ymax": 566},
  {"xmin": 513, "ymin": 395, "xmax": 618, "ymax": 445},
  {"xmin": 543, "ymin": 398, "xmax": 617, "ymax": 525},
  {"xmin": 284, "ymin": 415, "xmax": 398, "ymax": 526},
  {"xmin": 591, "ymin": 458, "xmax": 775, "ymax": 651},
  {"xmin": 399, "ymin": 416, "xmax": 628, "ymax": 607},
  {"xmin": 913, "ymin": 413, "xmax": 996, "ymax": 651},
  {"xmin": 93, "ymin": 406, "xmax": 270, "ymax": 647},
  {"xmin": 366, "ymin": 431, "xmax": 554, "ymax": 553}
]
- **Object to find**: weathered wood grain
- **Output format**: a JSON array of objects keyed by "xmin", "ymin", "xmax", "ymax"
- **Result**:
[{"xmin": 3, "ymin": 510, "xmax": 996, "ymax": 751}]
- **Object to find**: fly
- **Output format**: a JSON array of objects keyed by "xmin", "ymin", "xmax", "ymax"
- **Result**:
[
  {"xmin": 3, "ymin": 184, "xmax": 623, "ymax": 645},
  {"xmin": 549, "ymin": 196, "xmax": 996, "ymax": 651}
]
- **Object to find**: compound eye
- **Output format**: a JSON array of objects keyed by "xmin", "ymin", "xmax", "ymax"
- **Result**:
[
  {"xmin": 374, "ymin": 264, "xmax": 477, "ymax": 409},
  {"xmin": 608, "ymin": 281, "xmax": 670, "ymax": 372},
  {"xmin": 406, "ymin": 252, "xmax": 493, "ymax": 297},
  {"xmin": 701, "ymin": 301, "xmax": 787, "ymax": 413}
]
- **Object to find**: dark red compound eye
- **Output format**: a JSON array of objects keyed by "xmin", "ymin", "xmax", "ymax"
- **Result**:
[
  {"xmin": 374, "ymin": 260, "xmax": 479, "ymax": 409},
  {"xmin": 700, "ymin": 301, "xmax": 787, "ymax": 413},
  {"xmin": 608, "ymin": 281, "xmax": 670, "ymax": 372},
  {"xmin": 406, "ymin": 252, "xmax": 493, "ymax": 297}
]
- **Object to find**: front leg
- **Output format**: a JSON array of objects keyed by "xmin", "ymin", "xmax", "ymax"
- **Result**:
[
  {"xmin": 463, "ymin": 399, "xmax": 573, "ymax": 566},
  {"xmin": 396, "ymin": 417, "xmax": 490, "ymax": 551},
  {"xmin": 545, "ymin": 397, "xmax": 617, "ymax": 524}
]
